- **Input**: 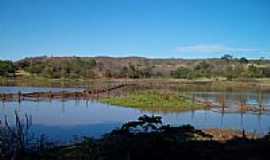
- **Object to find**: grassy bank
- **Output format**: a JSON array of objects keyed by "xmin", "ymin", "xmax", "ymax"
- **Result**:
[{"xmin": 101, "ymin": 90, "xmax": 206, "ymax": 112}]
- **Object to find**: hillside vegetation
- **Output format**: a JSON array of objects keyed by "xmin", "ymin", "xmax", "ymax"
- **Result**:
[
  {"xmin": 0, "ymin": 60, "xmax": 16, "ymax": 77},
  {"xmin": 1, "ymin": 55, "xmax": 270, "ymax": 80}
]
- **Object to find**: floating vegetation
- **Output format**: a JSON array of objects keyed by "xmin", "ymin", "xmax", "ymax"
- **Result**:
[{"xmin": 100, "ymin": 90, "xmax": 206, "ymax": 112}]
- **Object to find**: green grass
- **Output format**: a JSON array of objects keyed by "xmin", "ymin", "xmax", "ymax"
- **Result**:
[{"xmin": 101, "ymin": 90, "xmax": 206, "ymax": 112}]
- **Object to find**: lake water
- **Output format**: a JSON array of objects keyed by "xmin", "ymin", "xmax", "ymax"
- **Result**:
[
  {"xmin": 0, "ymin": 86, "xmax": 83, "ymax": 94},
  {"xmin": 1, "ymin": 87, "xmax": 270, "ymax": 143}
]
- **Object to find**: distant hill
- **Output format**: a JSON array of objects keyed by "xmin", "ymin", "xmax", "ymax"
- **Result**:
[{"xmin": 1, "ymin": 56, "xmax": 269, "ymax": 79}]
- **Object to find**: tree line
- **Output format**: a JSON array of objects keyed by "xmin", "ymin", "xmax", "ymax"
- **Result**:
[
  {"xmin": 0, "ymin": 60, "xmax": 16, "ymax": 77},
  {"xmin": 15, "ymin": 57, "xmax": 97, "ymax": 79},
  {"xmin": 171, "ymin": 55, "xmax": 270, "ymax": 80},
  {"xmin": 1, "ymin": 55, "xmax": 270, "ymax": 80}
]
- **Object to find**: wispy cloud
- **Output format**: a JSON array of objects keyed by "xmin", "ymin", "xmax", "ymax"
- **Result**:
[{"xmin": 175, "ymin": 44, "xmax": 261, "ymax": 53}]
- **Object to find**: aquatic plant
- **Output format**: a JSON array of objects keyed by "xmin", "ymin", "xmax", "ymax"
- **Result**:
[{"xmin": 101, "ymin": 90, "xmax": 205, "ymax": 112}]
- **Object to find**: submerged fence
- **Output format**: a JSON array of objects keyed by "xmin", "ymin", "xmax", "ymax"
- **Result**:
[{"xmin": 0, "ymin": 83, "xmax": 137, "ymax": 102}]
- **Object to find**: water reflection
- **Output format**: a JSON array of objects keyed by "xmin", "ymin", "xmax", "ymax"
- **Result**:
[
  {"xmin": 0, "ymin": 86, "xmax": 83, "ymax": 94},
  {"xmin": 192, "ymin": 91, "xmax": 270, "ymax": 111},
  {"xmin": 1, "ymin": 98, "xmax": 270, "ymax": 142},
  {"xmin": 1, "ymin": 86, "xmax": 270, "ymax": 142}
]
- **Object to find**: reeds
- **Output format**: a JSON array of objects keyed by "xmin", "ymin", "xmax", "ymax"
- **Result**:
[
  {"xmin": 0, "ymin": 111, "xmax": 54, "ymax": 160},
  {"xmin": 0, "ymin": 111, "xmax": 32, "ymax": 159}
]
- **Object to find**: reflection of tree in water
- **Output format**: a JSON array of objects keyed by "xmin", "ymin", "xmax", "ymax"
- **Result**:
[
  {"xmin": 16, "ymin": 101, "xmax": 21, "ymax": 113},
  {"xmin": 85, "ymin": 99, "xmax": 89, "ymax": 108},
  {"xmin": 240, "ymin": 112, "xmax": 244, "ymax": 131},
  {"xmin": 257, "ymin": 90, "xmax": 264, "ymax": 111},
  {"xmin": 220, "ymin": 111, "xmax": 224, "ymax": 128},
  {"xmin": 255, "ymin": 88, "xmax": 264, "ymax": 134},
  {"xmin": 257, "ymin": 112, "xmax": 262, "ymax": 134},
  {"xmin": 239, "ymin": 94, "xmax": 247, "ymax": 112}
]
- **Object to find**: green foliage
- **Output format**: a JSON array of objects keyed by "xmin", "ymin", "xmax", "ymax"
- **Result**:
[
  {"xmin": 221, "ymin": 54, "xmax": 233, "ymax": 62},
  {"xmin": 0, "ymin": 60, "xmax": 16, "ymax": 77},
  {"xmin": 11, "ymin": 56, "xmax": 270, "ymax": 80},
  {"xmin": 239, "ymin": 57, "xmax": 249, "ymax": 64},
  {"xmin": 126, "ymin": 63, "xmax": 153, "ymax": 79},
  {"xmin": 127, "ymin": 63, "xmax": 141, "ymax": 78},
  {"xmin": 247, "ymin": 64, "xmax": 264, "ymax": 78},
  {"xmin": 22, "ymin": 57, "xmax": 96, "ymax": 79},
  {"xmin": 170, "ymin": 60, "xmax": 269, "ymax": 80},
  {"xmin": 172, "ymin": 67, "xmax": 192, "ymax": 79},
  {"xmin": 262, "ymin": 67, "xmax": 270, "ymax": 77},
  {"xmin": 101, "ymin": 90, "xmax": 205, "ymax": 112},
  {"xmin": 193, "ymin": 61, "xmax": 213, "ymax": 78}
]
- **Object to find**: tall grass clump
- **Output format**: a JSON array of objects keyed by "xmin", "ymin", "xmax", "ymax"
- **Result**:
[{"xmin": 0, "ymin": 111, "xmax": 54, "ymax": 160}]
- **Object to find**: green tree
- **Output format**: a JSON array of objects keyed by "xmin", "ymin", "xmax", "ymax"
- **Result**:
[
  {"xmin": 239, "ymin": 57, "xmax": 249, "ymax": 64},
  {"xmin": 128, "ymin": 64, "xmax": 140, "ymax": 78},
  {"xmin": 141, "ymin": 66, "xmax": 153, "ymax": 78},
  {"xmin": 0, "ymin": 60, "xmax": 16, "ymax": 77},
  {"xmin": 172, "ymin": 67, "xmax": 192, "ymax": 79},
  {"xmin": 193, "ymin": 61, "xmax": 212, "ymax": 78},
  {"xmin": 262, "ymin": 67, "xmax": 270, "ymax": 77},
  {"xmin": 247, "ymin": 65, "xmax": 263, "ymax": 78},
  {"xmin": 221, "ymin": 54, "xmax": 233, "ymax": 62},
  {"xmin": 119, "ymin": 66, "xmax": 129, "ymax": 78}
]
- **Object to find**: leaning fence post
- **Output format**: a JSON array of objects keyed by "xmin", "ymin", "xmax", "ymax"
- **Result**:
[
  {"xmin": 18, "ymin": 91, "xmax": 21, "ymax": 103},
  {"xmin": 61, "ymin": 91, "xmax": 65, "ymax": 102}
]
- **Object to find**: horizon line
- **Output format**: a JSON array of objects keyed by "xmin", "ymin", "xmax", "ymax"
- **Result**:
[{"xmin": 1, "ymin": 55, "xmax": 269, "ymax": 62}]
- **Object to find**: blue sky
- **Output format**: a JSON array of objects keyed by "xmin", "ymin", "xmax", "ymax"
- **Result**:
[{"xmin": 0, "ymin": 0, "xmax": 270, "ymax": 60}]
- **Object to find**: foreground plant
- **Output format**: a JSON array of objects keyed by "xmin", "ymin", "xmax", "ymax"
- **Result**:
[
  {"xmin": 1, "ymin": 114, "xmax": 270, "ymax": 160},
  {"xmin": 0, "ymin": 111, "xmax": 54, "ymax": 160}
]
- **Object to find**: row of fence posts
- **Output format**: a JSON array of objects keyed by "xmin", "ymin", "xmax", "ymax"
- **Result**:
[
  {"xmin": 0, "ymin": 84, "xmax": 116, "ymax": 103},
  {"xmin": 176, "ymin": 87, "xmax": 265, "ymax": 137},
  {"xmin": 181, "ymin": 89, "xmax": 263, "ymax": 114},
  {"xmin": 1, "ymin": 85, "xmax": 266, "ymax": 114},
  {"xmin": 1, "ymin": 90, "xmax": 80, "ymax": 103}
]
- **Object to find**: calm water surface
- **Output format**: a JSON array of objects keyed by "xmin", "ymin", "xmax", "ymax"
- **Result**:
[
  {"xmin": 1, "ymin": 87, "xmax": 270, "ymax": 143},
  {"xmin": 0, "ymin": 86, "xmax": 83, "ymax": 94}
]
